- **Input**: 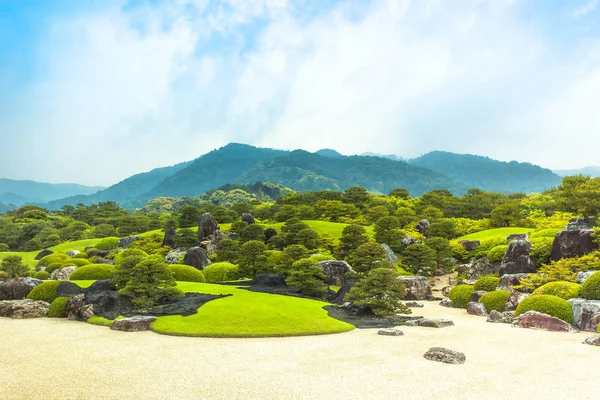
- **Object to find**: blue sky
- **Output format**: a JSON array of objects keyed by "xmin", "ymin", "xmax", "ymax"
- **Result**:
[{"xmin": 1, "ymin": 0, "xmax": 599, "ymax": 186}]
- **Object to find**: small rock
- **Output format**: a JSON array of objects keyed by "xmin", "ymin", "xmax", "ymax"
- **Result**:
[
  {"xmin": 67, "ymin": 250, "xmax": 81, "ymax": 257},
  {"xmin": 406, "ymin": 318, "xmax": 454, "ymax": 328},
  {"xmin": 241, "ymin": 213, "xmax": 255, "ymax": 224},
  {"xmin": 165, "ymin": 248, "xmax": 187, "ymax": 264},
  {"xmin": 415, "ymin": 219, "xmax": 429, "ymax": 235},
  {"xmin": 486, "ymin": 310, "xmax": 515, "ymax": 324},
  {"xmin": 378, "ymin": 328, "xmax": 404, "ymax": 336},
  {"xmin": 583, "ymin": 335, "xmax": 600, "ymax": 346},
  {"xmin": 54, "ymin": 266, "xmax": 77, "ymax": 281},
  {"xmin": 439, "ymin": 298, "xmax": 453, "ymax": 308},
  {"xmin": 381, "ymin": 243, "xmax": 398, "ymax": 263},
  {"xmin": 513, "ymin": 311, "xmax": 578, "ymax": 333},
  {"xmin": 497, "ymin": 274, "xmax": 528, "ymax": 290},
  {"xmin": 467, "ymin": 302, "xmax": 487, "ymax": 316},
  {"xmin": 34, "ymin": 249, "xmax": 53, "ymax": 260},
  {"xmin": 471, "ymin": 290, "xmax": 487, "ymax": 303},
  {"xmin": 441, "ymin": 286, "xmax": 453, "ymax": 296},
  {"xmin": 111, "ymin": 316, "xmax": 157, "ymax": 332},
  {"xmin": 423, "ymin": 347, "xmax": 465, "ymax": 364},
  {"xmin": 460, "ymin": 240, "xmax": 481, "ymax": 252},
  {"xmin": 504, "ymin": 291, "xmax": 530, "ymax": 311},
  {"xmin": 404, "ymin": 301, "xmax": 424, "ymax": 308}
]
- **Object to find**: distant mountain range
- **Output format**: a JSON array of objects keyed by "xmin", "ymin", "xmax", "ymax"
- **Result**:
[
  {"xmin": 553, "ymin": 166, "xmax": 600, "ymax": 178},
  {"xmin": 0, "ymin": 144, "xmax": 581, "ymax": 211},
  {"xmin": 0, "ymin": 179, "xmax": 104, "ymax": 208}
]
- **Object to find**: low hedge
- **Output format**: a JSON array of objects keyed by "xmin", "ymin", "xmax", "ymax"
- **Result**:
[
  {"xmin": 33, "ymin": 270, "xmax": 51, "ymax": 280},
  {"xmin": 60, "ymin": 258, "xmax": 91, "ymax": 268},
  {"xmin": 95, "ymin": 237, "xmax": 119, "ymax": 251},
  {"xmin": 581, "ymin": 271, "xmax": 600, "ymax": 300},
  {"xmin": 26, "ymin": 281, "xmax": 61, "ymax": 303},
  {"xmin": 515, "ymin": 294, "xmax": 574, "ymax": 324},
  {"xmin": 73, "ymin": 252, "xmax": 89, "ymax": 259},
  {"xmin": 479, "ymin": 290, "xmax": 510, "ymax": 313},
  {"xmin": 473, "ymin": 275, "xmax": 500, "ymax": 292},
  {"xmin": 69, "ymin": 265, "xmax": 115, "ymax": 281},
  {"xmin": 203, "ymin": 262, "xmax": 240, "ymax": 282},
  {"xmin": 168, "ymin": 264, "xmax": 206, "ymax": 282},
  {"xmin": 533, "ymin": 281, "xmax": 581, "ymax": 300},
  {"xmin": 448, "ymin": 285, "xmax": 475, "ymax": 309},
  {"xmin": 48, "ymin": 297, "xmax": 68, "ymax": 318}
]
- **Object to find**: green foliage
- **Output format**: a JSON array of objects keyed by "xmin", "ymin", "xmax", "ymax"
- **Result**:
[
  {"xmin": 285, "ymin": 258, "xmax": 327, "ymax": 297},
  {"xmin": 112, "ymin": 253, "xmax": 147, "ymax": 289},
  {"xmin": 216, "ymin": 238, "xmax": 240, "ymax": 263},
  {"xmin": 402, "ymin": 244, "xmax": 437, "ymax": 276},
  {"xmin": 487, "ymin": 245, "xmax": 508, "ymax": 262},
  {"xmin": 335, "ymin": 224, "xmax": 369, "ymax": 259},
  {"xmin": 168, "ymin": 264, "xmax": 206, "ymax": 282},
  {"xmin": 96, "ymin": 237, "xmax": 119, "ymax": 251},
  {"xmin": 473, "ymin": 275, "xmax": 500, "ymax": 292},
  {"xmin": 203, "ymin": 262, "xmax": 240, "ymax": 282},
  {"xmin": 60, "ymin": 258, "xmax": 91, "ymax": 268},
  {"xmin": 533, "ymin": 281, "xmax": 581, "ymax": 300},
  {"xmin": 33, "ymin": 270, "xmax": 51, "ymax": 280},
  {"xmin": 551, "ymin": 250, "xmax": 600, "ymax": 273},
  {"xmin": 425, "ymin": 236, "xmax": 452, "ymax": 261},
  {"xmin": 25, "ymin": 238, "xmax": 43, "ymax": 251},
  {"xmin": 237, "ymin": 240, "xmax": 269, "ymax": 277},
  {"xmin": 114, "ymin": 248, "xmax": 148, "ymax": 265},
  {"xmin": 515, "ymin": 294, "xmax": 574, "ymax": 324},
  {"xmin": 490, "ymin": 202, "xmax": 524, "ymax": 228},
  {"xmin": 529, "ymin": 237, "xmax": 553, "ymax": 268},
  {"xmin": 346, "ymin": 268, "xmax": 409, "ymax": 315},
  {"xmin": 73, "ymin": 252, "xmax": 89, "ymax": 259},
  {"xmin": 69, "ymin": 264, "xmax": 115, "ymax": 280},
  {"xmin": 37, "ymin": 253, "xmax": 68, "ymax": 267},
  {"xmin": 45, "ymin": 262, "xmax": 63, "ymax": 274},
  {"xmin": 554, "ymin": 175, "xmax": 600, "ymax": 217},
  {"xmin": 0, "ymin": 243, "xmax": 9, "ymax": 252},
  {"xmin": 48, "ymin": 297, "xmax": 68, "ymax": 318},
  {"xmin": 121, "ymin": 254, "xmax": 180, "ymax": 309},
  {"xmin": 346, "ymin": 242, "xmax": 393, "ymax": 274},
  {"xmin": 427, "ymin": 219, "xmax": 458, "ymax": 239},
  {"xmin": 479, "ymin": 290, "xmax": 510, "ymax": 312},
  {"xmin": 26, "ymin": 281, "xmax": 61, "ymax": 303},
  {"xmin": 174, "ymin": 229, "xmax": 199, "ymax": 248},
  {"xmin": 448, "ymin": 285, "xmax": 475, "ymax": 308},
  {"xmin": 517, "ymin": 263, "xmax": 577, "ymax": 292},
  {"xmin": 280, "ymin": 244, "xmax": 310, "ymax": 272},
  {"xmin": 0, "ymin": 255, "xmax": 29, "ymax": 278},
  {"xmin": 581, "ymin": 271, "xmax": 600, "ymax": 300}
]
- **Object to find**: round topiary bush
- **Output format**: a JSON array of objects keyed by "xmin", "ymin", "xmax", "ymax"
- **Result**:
[
  {"xmin": 515, "ymin": 294, "xmax": 574, "ymax": 324},
  {"xmin": 479, "ymin": 290, "xmax": 510, "ymax": 312},
  {"xmin": 203, "ymin": 262, "xmax": 240, "ymax": 282},
  {"xmin": 95, "ymin": 237, "xmax": 119, "ymax": 251},
  {"xmin": 60, "ymin": 258, "xmax": 91, "ymax": 268},
  {"xmin": 69, "ymin": 265, "xmax": 115, "ymax": 281},
  {"xmin": 48, "ymin": 297, "xmax": 68, "ymax": 318},
  {"xmin": 45, "ymin": 262, "xmax": 63, "ymax": 274},
  {"xmin": 33, "ymin": 270, "xmax": 51, "ymax": 280},
  {"xmin": 73, "ymin": 252, "xmax": 89, "ymax": 259},
  {"xmin": 26, "ymin": 281, "xmax": 61, "ymax": 303},
  {"xmin": 168, "ymin": 264, "xmax": 206, "ymax": 282},
  {"xmin": 37, "ymin": 254, "xmax": 68, "ymax": 268},
  {"xmin": 487, "ymin": 245, "xmax": 508, "ymax": 262},
  {"xmin": 473, "ymin": 275, "xmax": 500, "ymax": 292},
  {"xmin": 533, "ymin": 281, "xmax": 581, "ymax": 300},
  {"xmin": 114, "ymin": 248, "xmax": 148, "ymax": 265},
  {"xmin": 581, "ymin": 271, "xmax": 600, "ymax": 300},
  {"xmin": 448, "ymin": 285, "xmax": 475, "ymax": 309}
]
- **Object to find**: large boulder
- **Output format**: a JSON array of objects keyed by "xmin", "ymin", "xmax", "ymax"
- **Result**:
[
  {"xmin": 111, "ymin": 316, "xmax": 157, "ymax": 332},
  {"xmin": 551, "ymin": 218, "xmax": 597, "ymax": 261},
  {"xmin": 162, "ymin": 226, "xmax": 176, "ymax": 247},
  {"xmin": 66, "ymin": 295, "xmax": 94, "ymax": 321},
  {"xmin": 250, "ymin": 274, "xmax": 287, "ymax": 287},
  {"xmin": 118, "ymin": 236, "xmax": 139, "ymax": 249},
  {"xmin": 198, "ymin": 213, "xmax": 219, "ymax": 241},
  {"xmin": 332, "ymin": 282, "xmax": 354, "ymax": 305},
  {"xmin": 241, "ymin": 213, "xmax": 255, "ymax": 224},
  {"xmin": 182, "ymin": 247, "xmax": 211, "ymax": 271},
  {"xmin": 504, "ymin": 291, "xmax": 530, "ymax": 311},
  {"xmin": 459, "ymin": 240, "xmax": 480, "ymax": 252},
  {"xmin": 0, "ymin": 278, "xmax": 43, "ymax": 300},
  {"xmin": 513, "ymin": 311, "xmax": 578, "ymax": 332},
  {"xmin": 54, "ymin": 266, "xmax": 77, "ymax": 281},
  {"xmin": 464, "ymin": 257, "xmax": 501, "ymax": 279},
  {"xmin": 415, "ymin": 219, "xmax": 429, "ymax": 235},
  {"xmin": 0, "ymin": 299, "xmax": 50, "ymax": 318},
  {"xmin": 67, "ymin": 287, "xmax": 133, "ymax": 321},
  {"xmin": 34, "ymin": 249, "xmax": 53, "ymax": 260},
  {"xmin": 57, "ymin": 281, "xmax": 83, "ymax": 297},
  {"xmin": 568, "ymin": 299, "xmax": 600, "ymax": 332},
  {"xmin": 380, "ymin": 244, "xmax": 398, "ymax": 263},
  {"xmin": 497, "ymin": 273, "xmax": 528, "ymax": 290},
  {"xmin": 397, "ymin": 276, "xmax": 432, "ymax": 300},
  {"xmin": 499, "ymin": 239, "xmax": 536, "ymax": 276},
  {"xmin": 467, "ymin": 302, "xmax": 487, "ymax": 316},
  {"xmin": 423, "ymin": 347, "xmax": 465, "ymax": 364},
  {"xmin": 320, "ymin": 260, "xmax": 355, "ymax": 286},
  {"xmin": 165, "ymin": 248, "xmax": 187, "ymax": 264}
]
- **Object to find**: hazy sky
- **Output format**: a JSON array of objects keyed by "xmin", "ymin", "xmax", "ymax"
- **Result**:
[{"xmin": 1, "ymin": 0, "xmax": 600, "ymax": 186}]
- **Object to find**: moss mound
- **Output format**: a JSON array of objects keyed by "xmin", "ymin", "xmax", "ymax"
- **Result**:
[
  {"xmin": 168, "ymin": 264, "xmax": 206, "ymax": 282},
  {"xmin": 45, "ymin": 262, "xmax": 63, "ymax": 274},
  {"xmin": 448, "ymin": 284, "xmax": 475, "ymax": 309},
  {"xmin": 37, "ymin": 254, "xmax": 68, "ymax": 268},
  {"xmin": 69, "ymin": 264, "xmax": 115, "ymax": 280},
  {"xmin": 533, "ymin": 281, "xmax": 581, "ymax": 300},
  {"xmin": 204, "ymin": 262, "xmax": 240, "ymax": 282},
  {"xmin": 26, "ymin": 281, "xmax": 61, "ymax": 303},
  {"xmin": 48, "ymin": 297, "xmax": 68, "ymax": 318},
  {"xmin": 33, "ymin": 270, "xmax": 51, "ymax": 280},
  {"xmin": 95, "ymin": 237, "xmax": 119, "ymax": 251},
  {"xmin": 479, "ymin": 290, "xmax": 510, "ymax": 312},
  {"xmin": 60, "ymin": 258, "xmax": 91, "ymax": 268},
  {"xmin": 581, "ymin": 271, "xmax": 600, "ymax": 300},
  {"xmin": 473, "ymin": 275, "xmax": 500, "ymax": 292},
  {"xmin": 114, "ymin": 248, "xmax": 148, "ymax": 265},
  {"xmin": 515, "ymin": 294, "xmax": 574, "ymax": 324}
]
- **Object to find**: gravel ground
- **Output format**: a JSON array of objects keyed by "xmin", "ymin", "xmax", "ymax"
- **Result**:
[{"xmin": 1, "ymin": 303, "xmax": 598, "ymax": 400}]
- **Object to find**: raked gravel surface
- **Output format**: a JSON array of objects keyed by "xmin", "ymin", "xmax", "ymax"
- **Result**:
[{"xmin": 1, "ymin": 303, "xmax": 599, "ymax": 400}]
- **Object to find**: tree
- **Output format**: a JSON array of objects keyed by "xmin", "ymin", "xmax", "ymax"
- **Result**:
[
  {"xmin": 315, "ymin": 200, "xmax": 360, "ymax": 222},
  {"xmin": 346, "ymin": 268, "xmax": 409, "ymax": 315},
  {"xmin": 374, "ymin": 216, "xmax": 403, "ymax": 243},
  {"xmin": 216, "ymin": 238, "xmax": 240, "ymax": 263},
  {"xmin": 112, "ymin": 253, "xmax": 147, "ymax": 289},
  {"xmin": 402, "ymin": 244, "xmax": 437, "ymax": 276},
  {"xmin": 25, "ymin": 238, "xmax": 43, "ymax": 252},
  {"xmin": 0, "ymin": 256, "xmax": 29, "ymax": 278},
  {"xmin": 91, "ymin": 223, "xmax": 117, "ymax": 238},
  {"xmin": 286, "ymin": 258, "xmax": 326, "ymax": 297},
  {"xmin": 174, "ymin": 229, "xmax": 199, "ymax": 248},
  {"xmin": 240, "ymin": 224, "xmax": 266, "ymax": 243},
  {"xmin": 178, "ymin": 205, "xmax": 202, "ymax": 228},
  {"xmin": 238, "ymin": 240, "xmax": 269, "ymax": 277},
  {"xmin": 121, "ymin": 255, "xmax": 179, "ymax": 309},
  {"xmin": 490, "ymin": 202, "xmax": 523, "ymax": 228},
  {"xmin": 295, "ymin": 228, "xmax": 321, "ymax": 249},
  {"xmin": 280, "ymin": 244, "xmax": 310, "ymax": 273},
  {"xmin": 394, "ymin": 207, "xmax": 416, "ymax": 227},
  {"xmin": 342, "ymin": 186, "xmax": 370, "ymax": 209},
  {"xmin": 427, "ymin": 219, "xmax": 458, "ymax": 239},
  {"xmin": 336, "ymin": 224, "xmax": 369, "ymax": 259},
  {"xmin": 346, "ymin": 242, "xmax": 394, "ymax": 273},
  {"xmin": 389, "ymin": 188, "xmax": 410, "ymax": 199}
]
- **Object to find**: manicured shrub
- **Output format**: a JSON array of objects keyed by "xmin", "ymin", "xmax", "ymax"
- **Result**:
[
  {"xmin": 346, "ymin": 267, "xmax": 409, "ymax": 315},
  {"xmin": 60, "ymin": 258, "xmax": 91, "ymax": 268},
  {"xmin": 168, "ymin": 264, "xmax": 206, "ymax": 282},
  {"xmin": 203, "ymin": 262, "xmax": 240, "ymax": 282},
  {"xmin": 69, "ymin": 265, "xmax": 115, "ymax": 280},
  {"xmin": 473, "ymin": 275, "xmax": 500, "ymax": 292},
  {"xmin": 0, "ymin": 243, "xmax": 9, "ymax": 252},
  {"xmin": 73, "ymin": 252, "xmax": 89, "ymax": 259},
  {"xmin": 0, "ymin": 256, "xmax": 29, "ymax": 278},
  {"xmin": 285, "ymin": 258, "xmax": 327, "ymax": 297},
  {"xmin": 37, "ymin": 254, "xmax": 68, "ymax": 267},
  {"xmin": 95, "ymin": 237, "xmax": 119, "ymax": 251},
  {"xmin": 487, "ymin": 245, "xmax": 508, "ymax": 262},
  {"xmin": 26, "ymin": 281, "xmax": 61, "ymax": 303},
  {"xmin": 479, "ymin": 290, "xmax": 510, "ymax": 312},
  {"xmin": 515, "ymin": 294, "xmax": 574, "ymax": 324},
  {"xmin": 45, "ymin": 262, "xmax": 63, "ymax": 274},
  {"xmin": 48, "ymin": 297, "xmax": 68, "ymax": 318},
  {"xmin": 529, "ymin": 237, "xmax": 554, "ymax": 268},
  {"xmin": 33, "ymin": 270, "xmax": 51, "ymax": 280},
  {"xmin": 533, "ymin": 281, "xmax": 581, "ymax": 300},
  {"xmin": 114, "ymin": 248, "xmax": 148, "ymax": 265},
  {"xmin": 448, "ymin": 285, "xmax": 475, "ymax": 309},
  {"xmin": 581, "ymin": 271, "xmax": 600, "ymax": 300},
  {"xmin": 121, "ymin": 254, "xmax": 179, "ymax": 309}
]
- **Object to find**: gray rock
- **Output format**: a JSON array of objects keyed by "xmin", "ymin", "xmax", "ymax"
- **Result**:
[
  {"xmin": 513, "ymin": 311, "xmax": 578, "ymax": 332},
  {"xmin": 111, "ymin": 316, "xmax": 157, "ymax": 332},
  {"xmin": 378, "ymin": 328, "xmax": 404, "ymax": 336},
  {"xmin": 165, "ymin": 248, "xmax": 187, "ymax": 265},
  {"xmin": 0, "ymin": 278, "xmax": 43, "ymax": 300},
  {"xmin": 198, "ymin": 212, "xmax": 219, "ymax": 241},
  {"xmin": 497, "ymin": 273, "xmax": 528, "ymax": 290},
  {"xmin": 576, "ymin": 270, "xmax": 598, "ymax": 284},
  {"xmin": 118, "ymin": 236, "xmax": 139, "ymax": 249},
  {"xmin": 499, "ymin": 239, "xmax": 536, "ymax": 276},
  {"xmin": 504, "ymin": 291, "xmax": 530, "ymax": 311},
  {"xmin": 467, "ymin": 301, "xmax": 487, "ymax": 316},
  {"xmin": 404, "ymin": 301, "xmax": 424, "ymax": 308},
  {"xmin": 93, "ymin": 257, "xmax": 115, "ymax": 265},
  {"xmin": 486, "ymin": 310, "xmax": 515, "ymax": 324},
  {"xmin": 471, "ymin": 291, "xmax": 487, "ymax": 303},
  {"xmin": 406, "ymin": 318, "xmax": 454, "ymax": 328},
  {"xmin": 423, "ymin": 347, "xmax": 465, "ymax": 364},
  {"xmin": 506, "ymin": 233, "xmax": 529, "ymax": 241},
  {"xmin": 459, "ymin": 240, "xmax": 480, "ymax": 252},
  {"xmin": 551, "ymin": 218, "xmax": 597, "ymax": 261},
  {"xmin": 57, "ymin": 281, "xmax": 83, "ymax": 297},
  {"xmin": 54, "ymin": 266, "xmax": 77, "ymax": 281},
  {"xmin": 88, "ymin": 249, "xmax": 112, "ymax": 258},
  {"xmin": 34, "ymin": 249, "xmax": 53, "ymax": 260},
  {"xmin": 241, "ymin": 213, "xmax": 255, "ymax": 224},
  {"xmin": 401, "ymin": 236, "xmax": 419, "ymax": 252},
  {"xmin": 439, "ymin": 298, "xmax": 453, "ymax": 308},
  {"xmin": 583, "ymin": 335, "xmax": 600, "ymax": 346},
  {"xmin": 66, "ymin": 294, "xmax": 94, "ymax": 321},
  {"xmin": 183, "ymin": 247, "xmax": 211, "ymax": 270},
  {"xmin": 67, "ymin": 250, "xmax": 80, "ymax": 257},
  {"xmin": 465, "ymin": 257, "xmax": 501, "ymax": 279},
  {"xmin": 264, "ymin": 227, "xmax": 278, "ymax": 242},
  {"xmin": 380, "ymin": 243, "xmax": 398, "ymax": 263},
  {"xmin": 397, "ymin": 276, "xmax": 432, "ymax": 300},
  {"xmin": 0, "ymin": 299, "xmax": 50, "ymax": 318},
  {"xmin": 319, "ymin": 260, "xmax": 355, "ymax": 286},
  {"xmin": 415, "ymin": 219, "xmax": 430, "ymax": 235},
  {"xmin": 162, "ymin": 226, "xmax": 176, "ymax": 247},
  {"xmin": 568, "ymin": 299, "xmax": 600, "ymax": 332}
]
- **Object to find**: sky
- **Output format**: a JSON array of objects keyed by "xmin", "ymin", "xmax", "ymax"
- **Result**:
[{"xmin": 1, "ymin": 0, "xmax": 599, "ymax": 186}]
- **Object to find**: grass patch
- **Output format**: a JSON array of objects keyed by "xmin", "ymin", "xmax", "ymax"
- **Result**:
[{"xmin": 459, "ymin": 227, "xmax": 534, "ymax": 241}]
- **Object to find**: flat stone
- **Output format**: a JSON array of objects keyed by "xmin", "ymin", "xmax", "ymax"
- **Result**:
[
  {"xmin": 111, "ymin": 316, "xmax": 157, "ymax": 332},
  {"xmin": 439, "ymin": 298, "xmax": 453, "ymax": 308},
  {"xmin": 513, "ymin": 311, "xmax": 578, "ymax": 333},
  {"xmin": 378, "ymin": 328, "xmax": 404, "ymax": 336},
  {"xmin": 404, "ymin": 301, "xmax": 424, "ymax": 308},
  {"xmin": 0, "ymin": 299, "xmax": 50, "ymax": 318},
  {"xmin": 406, "ymin": 318, "xmax": 454, "ymax": 328},
  {"xmin": 583, "ymin": 335, "xmax": 600, "ymax": 346},
  {"xmin": 423, "ymin": 347, "xmax": 465, "ymax": 364},
  {"xmin": 486, "ymin": 310, "xmax": 515, "ymax": 324}
]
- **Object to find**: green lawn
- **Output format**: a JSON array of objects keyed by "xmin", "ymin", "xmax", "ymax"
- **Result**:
[
  {"xmin": 0, "ymin": 238, "xmax": 103, "ymax": 269},
  {"xmin": 459, "ymin": 227, "xmax": 535, "ymax": 241},
  {"xmin": 82, "ymin": 281, "xmax": 354, "ymax": 337},
  {"xmin": 222, "ymin": 220, "xmax": 374, "ymax": 239}
]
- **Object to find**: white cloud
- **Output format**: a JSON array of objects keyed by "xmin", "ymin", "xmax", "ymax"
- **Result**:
[{"xmin": 574, "ymin": 0, "xmax": 598, "ymax": 17}]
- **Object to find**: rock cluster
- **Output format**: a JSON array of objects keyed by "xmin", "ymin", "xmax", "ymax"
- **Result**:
[
  {"xmin": 0, "ymin": 299, "xmax": 50, "ymax": 318},
  {"xmin": 499, "ymin": 239, "xmax": 536, "ymax": 276},
  {"xmin": 397, "ymin": 276, "xmax": 432, "ymax": 300}
]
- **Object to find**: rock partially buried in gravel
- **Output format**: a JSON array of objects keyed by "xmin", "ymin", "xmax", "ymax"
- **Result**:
[
  {"xmin": 111, "ymin": 316, "xmax": 157, "ymax": 332},
  {"xmin": 486, "ymin": 310, "xmax": 515, "ymax": 324},
  {"xmin": 583, "ymin": 335, "xmax": 600, "ymax": 346},
  {"xmin": 0, "ymin": 299, "xmax": 50, "ymax": 318},
  {"xmin": 467, "ymin": 302, "xmax": 487, "ymax": 316},
  {"xmin": 513, "ymin": 311, "xmax": 578, "ymax": 333},
  {"xmin": 423, "ymin": 347, "xmax": 466, "ymax": 364},
  {"xmin": 378, "ymin": 328, "xmax": 404, "ymax": 336},
  {"xmin": 54, "ymin": 266, "xmax": 77, "ymax": 281},
  {"xmin": 405, "ymin": 318, "xmax": 454, "ymax": 328},
  {"xmin": 404, "ymin": 302, "xmax": 424, "ymax": 308},
  {"xmin": 439, "ymin": 298, "xmax": 453, "ymax": 308}
]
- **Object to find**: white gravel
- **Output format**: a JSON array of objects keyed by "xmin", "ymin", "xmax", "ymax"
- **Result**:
[{"xmin": 1, "ymin": 303, "xmax": 598, "ymax": 400}]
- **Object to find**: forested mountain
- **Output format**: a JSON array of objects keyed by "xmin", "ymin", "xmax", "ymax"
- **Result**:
[
  {"xmin": 409, "ymin": 151, "xmax": 562, "ymax": 193},
  {"xmin": 0, "ymin": 178, "xmax": 104, "ymax": 206},
  {"xmin": 554, "ymin": 166, "xmax": 600, "ymax": 178}
]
